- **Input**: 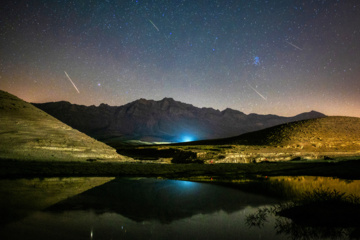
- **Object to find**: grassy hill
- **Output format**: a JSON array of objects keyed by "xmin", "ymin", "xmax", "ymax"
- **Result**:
[
  {"xmin": 215, "ymin": 116, "xmax": 360, "ymax": 150},
  {"xmin": 0, "ymin": 90, "xmax": 131, "ymax": 162},
  {"xmin": 149, "ymin": 116, "xmax": 360, "ymax": 163}
]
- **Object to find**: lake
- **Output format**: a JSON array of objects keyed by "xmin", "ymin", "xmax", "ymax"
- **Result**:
[{"xmin": 0, "ymin": 176, "xmax": 359, "ymax": 240}]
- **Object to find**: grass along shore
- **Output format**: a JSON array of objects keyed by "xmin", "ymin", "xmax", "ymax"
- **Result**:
[{"xmin": 1, "ymin": 158, "xmax": 360, "ymax": 180}]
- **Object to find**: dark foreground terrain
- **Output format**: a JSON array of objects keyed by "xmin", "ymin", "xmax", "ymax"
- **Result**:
[{"xmin": 1, "ymin": 159, "xmax": 360, "ymax": 180}]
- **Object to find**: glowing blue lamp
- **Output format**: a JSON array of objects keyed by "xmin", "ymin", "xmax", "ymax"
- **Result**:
[{"xmin": 181, "ymin": 136, "xmax": 194, "ymax": 142}]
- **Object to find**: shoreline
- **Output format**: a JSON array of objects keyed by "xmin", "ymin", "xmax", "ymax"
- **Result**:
[{"xmin": 1, "ymin": 159, "xmax": 360, "ymax": 180}]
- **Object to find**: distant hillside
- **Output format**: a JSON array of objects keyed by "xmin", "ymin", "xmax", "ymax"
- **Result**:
[
  {"xmin": 33, "ymin": 98, "xmax": 325, "ymax": 143},
  {"xmin": 200, "ymin": 116, "xmax": 360, "ymax": 150},
  {"xmin": 0, "ymin": 90, "xmax": 131, "ymax": 161},
  {"xmin": 166, "ymin": 116, "xmax": 360, "ymax": 163}
]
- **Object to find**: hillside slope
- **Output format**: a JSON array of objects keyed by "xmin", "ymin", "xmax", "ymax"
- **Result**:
[
  {"xmin": 221, "ymin": 116, "xmax": 360, "ymax": 150},
  {"xmin": 167, "ymin": 116, "xmax": 360, "ymax": 163},
  {"xmin": 0, "ymin": 90, "xmax": 131, "ymax": 162}
]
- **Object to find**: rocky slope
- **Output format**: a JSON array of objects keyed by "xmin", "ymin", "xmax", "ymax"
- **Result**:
[
  {"xmin": 33, "ymin": 98, "xmax": 325, "ymax": 143},
  {"xmin": 0, "ymin": 90, "xmax": 131, "ymax": 162}
]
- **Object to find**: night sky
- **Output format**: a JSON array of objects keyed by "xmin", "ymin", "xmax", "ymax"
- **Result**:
[{"xmin": 1, "ymin": 0, "xmax": 359, "ymax": 117}]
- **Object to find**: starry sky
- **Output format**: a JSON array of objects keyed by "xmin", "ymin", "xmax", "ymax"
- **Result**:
[{"xmin": 1, "ymin": 0, "xmax": 359, "ymax": 117}]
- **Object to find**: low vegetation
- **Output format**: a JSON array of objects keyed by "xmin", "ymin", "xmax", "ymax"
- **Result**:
[
  {"xmin": 246, "ymin": 189, "xmax": 360, "ymax": 239},
  {"xmin": 278, "ymin": 188, "xmax": 360, "ymax": 227}
]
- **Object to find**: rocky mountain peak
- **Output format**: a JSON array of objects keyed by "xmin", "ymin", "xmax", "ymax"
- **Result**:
[{"xmin": 160, "ymin": 97, "xmax": 175, "ymax": 102}]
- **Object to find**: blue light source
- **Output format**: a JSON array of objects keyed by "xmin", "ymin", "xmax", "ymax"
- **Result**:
[{"xmin": 181, "ymin": 136, "xmax": 194, "ymax": 142}]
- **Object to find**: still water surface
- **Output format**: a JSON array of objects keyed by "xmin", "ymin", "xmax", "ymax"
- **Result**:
[{"xmin": 0, "ymin": 176, "xmax": 359, "ymax": 240}]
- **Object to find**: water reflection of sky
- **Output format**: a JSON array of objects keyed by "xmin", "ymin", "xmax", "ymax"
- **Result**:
[
  {"xmin": 45, "ymin": 178, "xmax": 280, "ymax": 223},
  {"xmin": 1, "ymin": 177, "xmax": 359, "ymax": 240},
  {"xmin": 2, "ymin": 205, "xmax": 282, "ymax": 240}
]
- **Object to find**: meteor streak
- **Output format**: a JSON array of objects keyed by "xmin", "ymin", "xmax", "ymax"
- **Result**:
[
  {"xmin": 148, "ymin": 19, "xmax": 159, "ymax": 31},
  {"xmin": 248, "ymin": 83, "xmax": 267, "ymax": 101},
  {"xmin": 64, "ymin": 71, "xmax": 80, "ymax": 93},
  {"xmin": 285, "ymin": 40, "xmax": 303, "ymax": 51}
]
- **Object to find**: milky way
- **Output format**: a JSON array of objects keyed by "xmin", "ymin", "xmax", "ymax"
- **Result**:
[{"xmin": 1, "ymin": 0, "xmax": 359, "ymax": 117}]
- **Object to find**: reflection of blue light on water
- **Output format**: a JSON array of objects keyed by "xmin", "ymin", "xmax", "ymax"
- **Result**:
[{"xmin": 174, "ymin": 180, "xmax": 197, "ymax": 188}]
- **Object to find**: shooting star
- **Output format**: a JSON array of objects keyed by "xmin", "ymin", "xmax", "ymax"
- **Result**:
[
  {"xmin": 64, "ymin": 71, "xmax": 80, "ymax": 93},
  {"xmin": 148, "ymin": 19, "xmax": 159, "ymax": 31},
  {"xmin": 285, "ymin": 40, "xmax": 303, "ymax": 51},
  {"xmin": 248, "ymin": 83, "xmax": 267, "ymax": 101}
]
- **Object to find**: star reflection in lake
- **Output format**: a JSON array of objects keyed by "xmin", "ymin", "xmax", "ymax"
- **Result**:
[{"xmin": 0, "ymin": 176, "xmax": 359, "ymax": 240}]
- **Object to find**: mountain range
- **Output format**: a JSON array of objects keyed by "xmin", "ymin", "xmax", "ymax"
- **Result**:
[{"xmin": 33, "ymin": 98, "xmax": 326, "ymax": 144}]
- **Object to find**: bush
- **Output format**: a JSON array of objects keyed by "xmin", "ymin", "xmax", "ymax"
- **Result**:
[{"xmin": 171, "ymin": 150, "xmax": 203, "ymax": 164}]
